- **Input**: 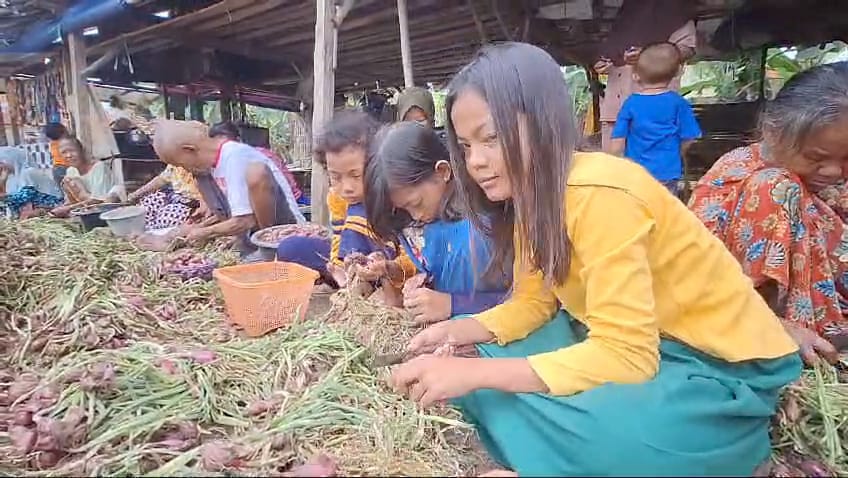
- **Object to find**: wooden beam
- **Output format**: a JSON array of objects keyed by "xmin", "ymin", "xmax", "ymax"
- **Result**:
[
  {"xmin": 162, "ymin": 29, "xmax": 299, "ymax": 65},
  {"xmin": 311, "ymin": 0, "xmax": 335, "ymax": 226},
  {"xmin": 339, "ymin": 11, "xmax": 493, "ymax": 51},
  {"xmin": 216, "ymin": 3, "xmax": 316, "ymax": 43},
  {"xmin": 87, "ymin": 0, "xmax": 260, "ymax": 56},
  {"xmin": 467, "ymin": 0, "xmax": 489, "ymax": 44},
  {"xmin": 31, "ymin": 0, "xmax": 66, "ymax": 13},
  {"xmin": 334, "ymin": 0, "xmax": 357, "ymax": 26},
  {"xmin": 397, "ymin": 0, "xmax": 414, "ymax": 87},
  {"xmin": 264, "ymin": 0, "xmax": 385, "ymax": 48},
  {"xmin": 67, "ymin": 33, "xmax": 91, "ymax": 152},
  {"xmin": 82, "ymin": 46, "xmax": 122, "ymax": 77},
  {"xmin": 184, "ymin": 0, "xmax": 287, "ymax": 34}
]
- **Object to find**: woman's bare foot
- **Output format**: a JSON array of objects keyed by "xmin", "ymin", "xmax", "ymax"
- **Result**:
[{"xmin": 19, "ymin": 206, "xmax": 46, "ymax": 220}]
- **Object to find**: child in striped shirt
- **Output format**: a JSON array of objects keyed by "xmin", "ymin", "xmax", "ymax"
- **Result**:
[{"xmin": 276, "ymin": 111, "xmax": 416, "ymax": 290}]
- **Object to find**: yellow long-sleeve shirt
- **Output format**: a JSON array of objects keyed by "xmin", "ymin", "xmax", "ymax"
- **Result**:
[{"xmin": 476, "ymin": 152, "xmax": 798, "ymax": 396}]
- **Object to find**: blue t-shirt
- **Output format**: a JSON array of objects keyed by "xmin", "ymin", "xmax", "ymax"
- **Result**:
[{"xmin": 611, "ymin": 91, "xmax": 702, "ymax": 181}]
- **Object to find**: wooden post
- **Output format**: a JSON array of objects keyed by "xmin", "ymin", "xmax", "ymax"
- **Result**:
[
  {"xmin": 397, "ymin": 0, "xmax": 414, "ymax": 88},
  {"xmin": 67, "ymin": 33, "xmax": 91, "ymax": 151},
  {"xmin": 310, "ymin": 0, "xmax": 336, "ymax": 226},
  {"xmin": 220, "ymin": 83, "xmax": 234, "ymax": 121},
  {"xmin": 220, "ymin": 99, "xmax": 232, "ymax": 122},
  {"xmin": 0, "ymin": 100, "xmax": 7, "ymax": 146},
  {"xmin": 167, "ymin": 93, "xmax": 187, "ymax": 120},
  {"xmin": 239, "ymin": 99, "xmax": 247, "ymax": 123},
  {"xmin": 189, "ymin": 99, "xmax": 205, "ymax": 122},
  {"xmin": 6, "ymin": 80, "xmax": 22, "ymax": 145},
  {"xmin": 758, "ymin": 47, "xmax": 768, "ymax": 102},
  {"xmin": 161, "ymin": 84, "xmax": 170, "ymax": 115}
]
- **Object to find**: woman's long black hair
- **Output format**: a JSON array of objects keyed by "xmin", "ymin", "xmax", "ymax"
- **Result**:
[
  {"xmin": 445, "ymin": 42, "xmax": 577, "ymax": 285},
  {"xmin": 364, "ymin": 122, "xmax": 462, "ymax": 244}
]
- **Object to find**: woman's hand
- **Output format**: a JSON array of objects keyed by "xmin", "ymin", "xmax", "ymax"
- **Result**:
[
  {"xmin": 404, "ymin": 288, "xmax": 452, "ymax": 324},
  {"xmin": 185, "ymin": 226, "xmax": 211, "ymax": 245},
  {"xmin": 407, "ymin": 317, "xmax": 495, "ymax": 356},
  {"xmin": 126, "ymin": 190, "xmax": 144, "ymax": 204},
  {"xmin": 354, "ymin": 259, "xmax": 386, "ymax": 283},
  {"xmin": 49, "ymin": 204, "xmax": 75, "ymax": 218},
  {"xmin": 62, "ymin": 178, "xmax": 87, "ymax": 203},
  {"xmin": 390, "ymin": 355, "xmax": 484, "ymax": 408},
  {"xmin": 783, "ymin": 322, "xmax": 840, "ymax": 366},
  {"xmin": 191, "ymin": 201, "xmax": 210, "ymax": 222}
]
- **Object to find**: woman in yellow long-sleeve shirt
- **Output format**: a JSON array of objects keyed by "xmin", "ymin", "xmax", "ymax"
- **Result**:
[{"xmin": 390, "ymin": 42, "xmax": 801, "ymax": 477}]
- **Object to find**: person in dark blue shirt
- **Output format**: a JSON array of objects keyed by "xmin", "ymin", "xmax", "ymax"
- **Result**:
[{"xmin": 610, "ymin": 41, "xmax": 702, "ymax": 196}]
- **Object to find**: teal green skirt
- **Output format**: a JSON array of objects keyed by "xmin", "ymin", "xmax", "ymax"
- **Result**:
[{"xmin": 451, "ymin": 311, "xmax": 802, "ymax": 477}]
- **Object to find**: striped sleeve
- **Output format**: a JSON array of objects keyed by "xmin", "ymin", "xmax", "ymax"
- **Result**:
[
  {"xmin": 327, "ymin": 191, "xmax": 348, "ymax": 265},
  {"xmin": 338, "ymin": 205, "xmax": 379, "ymax": 260}
]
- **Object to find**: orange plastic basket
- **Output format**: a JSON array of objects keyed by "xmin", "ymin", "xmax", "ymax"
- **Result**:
[{"xmin": 213, "ymin": 261, "xmax": 319, "ymax": 337}]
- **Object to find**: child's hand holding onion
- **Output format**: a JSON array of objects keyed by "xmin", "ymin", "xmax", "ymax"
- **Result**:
[{"xmin": 346, "ymin": 252, "xmax": 396, "ymax": 283}]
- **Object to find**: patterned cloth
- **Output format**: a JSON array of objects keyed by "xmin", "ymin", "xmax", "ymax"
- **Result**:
[
  {"xmin": 689, "ymin": 144, "xmax": 848, "ymax": 335},
  {"xmin": 159, "ymin": 164, "xmax": 200, "ymax": 200},
  {"xmin": 140, "ymin": 190, "xmax": 194, "ymax": 230},
  {"xmin": 3, "ymin": 186, "xmax": 62, "ymax": 216}
]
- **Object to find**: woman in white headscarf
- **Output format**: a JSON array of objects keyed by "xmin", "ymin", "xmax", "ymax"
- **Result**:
[{"xmin": 0, "ymin": 147, "xmax": 63, "ymax": 219}]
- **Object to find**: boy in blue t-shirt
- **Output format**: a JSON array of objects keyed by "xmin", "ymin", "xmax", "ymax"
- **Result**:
[{"xmin": 610, "ymin": 42, "xmax": 702, "ymax": 196}]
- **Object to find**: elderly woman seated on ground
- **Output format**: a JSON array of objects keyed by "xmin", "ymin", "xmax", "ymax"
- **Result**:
[
  {"xmin": 689, "ymin": 61, "xmax": 848, "ymax": 366},
  {"xmin": 50, "ymin": 136, "xmax": 122, "ymax": 218},
  {"xmin": 149, "ymin": 120, "xmax": 304, "ymax": 257},
  {"xmin": 126, "ymin": 164, "xmax": 205, "ymax": 231},
  {"xmin": 0, "ymin": 147, "xmax": 64, "ymax": 219}
]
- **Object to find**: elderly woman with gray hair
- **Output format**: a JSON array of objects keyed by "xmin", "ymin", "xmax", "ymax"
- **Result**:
[{"xmin": 689, "ymin": 61, "xmax": 848, "ymax": 366}]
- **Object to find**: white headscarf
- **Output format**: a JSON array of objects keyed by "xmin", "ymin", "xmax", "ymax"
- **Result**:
[
  {"xmin": 0, "ymin": 147, "xmax": 28, "ymax": 195},
  {"xmin": 0, "ymin": 147, "xmax": 62, "ymax": 198}
]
